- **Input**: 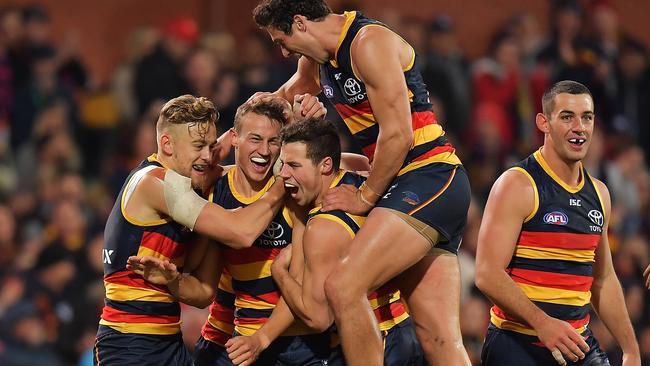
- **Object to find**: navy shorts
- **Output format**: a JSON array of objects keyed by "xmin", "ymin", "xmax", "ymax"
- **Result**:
[
  {"xmin": 481, "ymin": 325, "xmax": 611, "ymax": 366},
  {"xmin": 376, "ymin": 163, "xmax": 470, "ymax": 254},
  {"xmin": 93, "ymin": 325, "xmax": 192, "ymax": 366},
  {"xmin": 194, "ymin": 335, "xmax": 232, "ymax": 366},
  {"xmin": 328, "ymin": 318, "xmax": 425, "ymax": 365}
]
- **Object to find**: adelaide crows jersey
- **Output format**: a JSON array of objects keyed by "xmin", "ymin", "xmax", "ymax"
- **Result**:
[
  {"xmin": 100, "ymin": 154, "xmax": 192, "ymax": 335},
  {"xmin": 490, "ymin": 149, "xmax": 605, "ymax": 336},
  {"xmin": 319, "ymin": 11, "xmax": 460, "ymax": 174}
]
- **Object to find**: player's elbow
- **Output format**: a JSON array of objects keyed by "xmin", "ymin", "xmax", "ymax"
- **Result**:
[
  {"xmin": 474, "ymin": 265, "xmax": 493, "ymax": 294},
  {"xmin": 223, "ymin": 230, "xmax": 255, "ymax": 249}
]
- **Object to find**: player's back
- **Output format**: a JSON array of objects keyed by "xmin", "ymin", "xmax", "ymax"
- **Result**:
[{"xmin": 318, "ymin": 11, "xmax": 460, "ymax": 173}]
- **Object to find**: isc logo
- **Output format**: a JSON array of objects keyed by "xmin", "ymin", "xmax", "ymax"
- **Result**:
[{"xmin": 543, "ymin": 211, "xmax": 569, "ymax": 225}]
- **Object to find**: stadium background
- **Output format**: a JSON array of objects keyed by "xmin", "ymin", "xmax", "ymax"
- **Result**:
[{"xmin": 0, "ymin": 0, "xmax": 649, "ymax": 365}]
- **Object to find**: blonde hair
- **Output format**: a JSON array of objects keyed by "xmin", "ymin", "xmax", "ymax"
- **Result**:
[{"xmin": 156, "ymin": 95, "xmax": 218, "ymax": 137}]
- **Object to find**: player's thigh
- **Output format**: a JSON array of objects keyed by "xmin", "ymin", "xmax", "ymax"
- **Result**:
[{"xmin": 333, "ymin": 207, "xmax": 432, "ymax": 292}]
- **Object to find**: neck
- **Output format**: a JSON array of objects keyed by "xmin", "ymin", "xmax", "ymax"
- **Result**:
[
  {"xmin": 320, "ymin": 13, "xmax": 349, "ymax": 60},
  {"xmin": 155, "ymin": 150, "xmax": 174, "ymax": 170},
  {"xmin": 233, "ymin": 167, "xmax": 270, "ymax": 197},
  {"xmin": 540, "ymin": 146, "xmax": 582, "ymax": 186},
  {"xmin": 314, "ymin": 169, "xmax": 340, "ymax": 207}
]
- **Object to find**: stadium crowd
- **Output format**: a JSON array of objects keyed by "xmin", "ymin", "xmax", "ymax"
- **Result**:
[{"xmin": 0, "ymin": 1, "xmax": 649, "ymax": 365}]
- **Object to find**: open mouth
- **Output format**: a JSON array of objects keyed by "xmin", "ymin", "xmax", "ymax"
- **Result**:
[
  {"xmin": 568, "ymin": 138, "xmax": 586, "ymax": 148},
  {"xmin": 250, "ymin": 156, "xmax": 270, "ymax": 173},
  {"xmin": 192, "ymin": 164, "xmax": 206, "ymax": 173},
  {"xmin": 284, "ymin": 181, "xmax": 299, "ymax": 196}
]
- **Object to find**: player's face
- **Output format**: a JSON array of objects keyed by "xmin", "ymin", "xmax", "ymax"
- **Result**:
[
  {"xmin": 278, "ymin": 142, "xmax": 323, "ymax": 207},
  {"xmin": 234, "ymin": 112, "xmax": 282, "ymax": 184},
  {"xmin": 171, "ymin": 122, "xmax": 218, "ymax": 191},
  {"xmin": 544, "ymin": 93, "xmax": 595, "ymax": 163},
  {"xmin": 266, "ymin": 26, "xmax": 328, "ymax": 64}
]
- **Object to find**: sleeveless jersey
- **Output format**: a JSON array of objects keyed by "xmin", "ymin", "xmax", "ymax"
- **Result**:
[
  {"xmin": 308, "ymin": 170, "xmax": 409, "ymax": 330},
  {"xmin": 201, "ymin": 169, "xmax": 310, "ymax": 339},
  {"xmin": 319, "ymin": 11, "xmax": 460, "ymax": 174},
  {"xmin": 99, "ymin": 154, "xmax": 192, "ymax": 335},
  {"xmin": 490, "ymin": 149, "xmax": 606, "ymax": 336}
]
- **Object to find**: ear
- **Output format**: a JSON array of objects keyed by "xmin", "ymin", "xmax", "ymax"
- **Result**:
[
  {"xmin": 535, "ymin": 112, "xmax": 550, "ymax": 134},
  {"xmin": 230, "ymin": 128, "xmax": 239, "ymax": 148},
  {"xmin": 319, "ymin": 156, "xmax": 333, "ymax": 175},
  {"xmin": 293, "ymin": 15, "xmax": 307, "ymax": 32},
  {"xmin": 161, "ymin": 133, "xmax": 173, "ymax": 156}
]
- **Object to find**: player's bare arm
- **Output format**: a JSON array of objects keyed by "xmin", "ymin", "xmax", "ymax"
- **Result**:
[
  {"xmin": 590, "ymin": 179, "xmax": 640, "ymax": 365},
  {"xmin": 161, "ymin": 166, "xmax": 286, "ymax": 249},
  {"xmin": 272, "ymin": 217, "xmax": 349, "ymax": 332},
  {"xmin": 322, "ymin": 27, "xmax": 413, "ymax": 214},
  {"xmin": 475, "ymin": 169, "xmax": 590, "ymax": 364}
]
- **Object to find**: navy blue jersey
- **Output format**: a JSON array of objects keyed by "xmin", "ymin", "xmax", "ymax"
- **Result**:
[
  {"xmin": 491, "ymin": 149, "xmax": 605, "ymax": 336},
  {"xmin": 319, "ymin": 11, "xmax": 459, "ymax": 171},
  {"xmin": 100, "ymin": 154, "xmax": 192, "ymax": 335}
]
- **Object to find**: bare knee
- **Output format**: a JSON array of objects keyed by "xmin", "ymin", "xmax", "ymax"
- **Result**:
[{"xmin": 324, "ymin": 269, "xmax": 362, "ymax": 312}]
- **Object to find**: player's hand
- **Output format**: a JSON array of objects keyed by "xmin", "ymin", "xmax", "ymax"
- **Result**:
[
  {"xmin": 643, "ymin": 264, "xmax": 650, "ymax": 289},
  {"xmin": 271, "ymin": 244, "xmax": 292, "ymax": 278},
  {"xmin": 535, "ymin": 317, "xmax": 590, "ymax": 365},
  {"xmin": 226, "ymin": 333, "xmax": 270, "ymax": 366},
  {"xmin": 293, "ymin": 93, "xmax": 326, "ymax": 120},
  {"xmin": 127, "ymin": 256, "xmax": 180, "ymax": 286},
  {"xmin": 321, "ymin": 184, "xmax": 373, "ymax": 215}
]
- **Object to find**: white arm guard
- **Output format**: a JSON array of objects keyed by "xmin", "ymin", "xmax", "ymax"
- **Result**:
[{"xmin": 163, "ymin": 169, "xmax": 208, "ymax": 231}]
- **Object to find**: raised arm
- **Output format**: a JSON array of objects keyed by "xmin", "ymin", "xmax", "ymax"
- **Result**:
[
  {"xmin": 475, "ymin": 169, "xmax": 589, "ymax": 364},
  {"xmin": 322, "ymin": 28, "xmax": 413, "ymax": 214},
  {"xmin": 272, "ymin": 217, "xmax": 350, "ymax": 332},
  {"xmin": 590, "ymin": 180, "xmax": 640, "ymax": 365}
]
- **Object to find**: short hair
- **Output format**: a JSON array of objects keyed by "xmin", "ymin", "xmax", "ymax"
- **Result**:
[
  {"xmin": 280, "ymin": 118, "xmax": 341, "ymax": 169},
  {"xmin": 253, "ymin": 0, "xmax": 332, "ymax": 35},
  {"xmin": 233, "ymin": 99, "xmax": 289, "ymax": 133},
  {"xmin": 156, "ymin": 95, "xmax": 218, "ymax": 137},
  {"xmin": 541, "ymin": 80, "xmax": 592, "ymax": 116}
]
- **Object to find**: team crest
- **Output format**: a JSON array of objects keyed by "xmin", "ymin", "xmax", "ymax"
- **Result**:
[{"xmin": 402, "ymin": 191, "xmax": 420, "ymax": 205}]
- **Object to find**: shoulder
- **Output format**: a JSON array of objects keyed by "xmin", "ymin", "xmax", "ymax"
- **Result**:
[
  {"xmin": 305, "ymin": 213, "xmax": 354, "ymax": 245},
  {"xmin": 485, "ymin": 168, "xmax": 537, "ymax": 219}
]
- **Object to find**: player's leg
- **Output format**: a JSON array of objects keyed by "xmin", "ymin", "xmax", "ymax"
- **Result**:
[
  {"xmin": 397, "ymin": 253, "xmax": 470, "ymax": 365},
  {"xmin": 392, "ymin": 163, "xmax": 472, "ymax": 365},
  {"xmin": 324, "ymin": 208, "xmax": 431, "ymax": 366}
]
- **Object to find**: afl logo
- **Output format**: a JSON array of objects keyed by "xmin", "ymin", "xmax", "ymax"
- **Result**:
[
  {"xmin": 343, "ymin": 78, "xmax": 361, "ymax": 96},
  {"xmin": 588, "ymin": 210, "xmax": 603, "ymax": 227},
  {"xmin": 262, "ymin": 221, "xmax": 284, "ymax": 239},
  {"xmin": 543, "ymin": 211, "xmax": 569, "ymax": 225},
  {"xmin": 323, "ymin": 85, "xmax": 334, "ymax": 98}
]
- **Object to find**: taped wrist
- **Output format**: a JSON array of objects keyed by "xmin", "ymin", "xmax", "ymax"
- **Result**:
[{"xmin": 163, "ymin": 169, "xmax": 208, "ymax": 230}]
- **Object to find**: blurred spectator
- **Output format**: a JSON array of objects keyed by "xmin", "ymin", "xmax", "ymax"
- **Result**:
[
  {"xmin": 0, "ymin": 300, "xmax": 64, "ymax": 366},
  {"xmin": 472, "ymin": 31, "xmax": 523, "ymax": 145},
  {"xmin": 421, "ymin": 15, "xmax": 471, "ymax": 137},
  {"xmin": 112, "ymin": 26, "xmax": 159, "ymax": 122},
  {"xmin": 134, "ymin": 16, "xmax": 195, "ymax": 114},
  {"xmin": 612, "ymin": 38, "xmax": 650, "ymax": 159},
  {"xmin": 11, "ymin": 45, "xmax": 77, "ymax": 152}
]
